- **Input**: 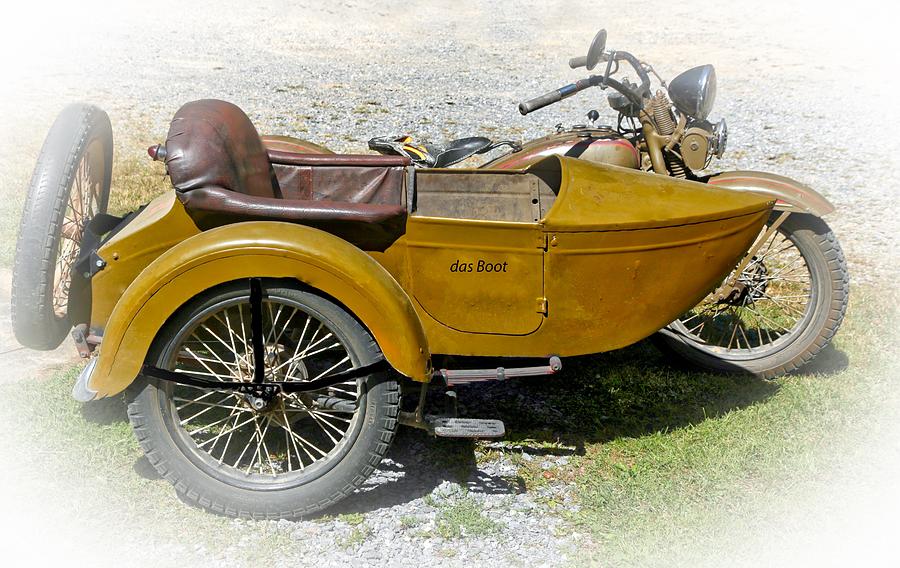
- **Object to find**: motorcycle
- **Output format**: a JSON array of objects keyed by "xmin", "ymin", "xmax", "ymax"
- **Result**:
[
  {"xmin": 366, "ymin": 29, "xmax": 849, "ymax": 379},
  {"xmin": 12, "ymin": 94, "xmax": 774, "ymax": 517}
]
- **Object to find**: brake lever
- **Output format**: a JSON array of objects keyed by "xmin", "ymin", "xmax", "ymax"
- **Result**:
[
  {"xmin": 643, "ymin": 63, "xmax": 667, "ymax": 89},
  {"xmin": 602, "ymin": 50, "xmax": 616, "ymax": 88}
]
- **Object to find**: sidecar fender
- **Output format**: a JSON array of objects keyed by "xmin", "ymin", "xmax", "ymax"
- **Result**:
[
  {"xmin": 84, "ymin": 221, "xmax": 431, "ymax": 400},
  {"xmin": 707, "ymin": 171, "xmax": 834, "ymax": 216}
]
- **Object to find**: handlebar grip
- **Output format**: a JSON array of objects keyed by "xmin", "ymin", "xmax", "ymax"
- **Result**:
[
  {"xmin": 569, "ymin": 55, "xmax": 588, "ymax": 69},
  {"xmin": 518, "ymin": 90, "xmax": 563, "ymax": 115}
]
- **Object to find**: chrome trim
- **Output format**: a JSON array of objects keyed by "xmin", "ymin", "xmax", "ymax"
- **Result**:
[
  {"xmin": 714, "ymin": 118, "xmax": 728, "ymax": 158},
  {"xmin": 72, "ymin": 358, "xmax": 98, "ymax": 402}
]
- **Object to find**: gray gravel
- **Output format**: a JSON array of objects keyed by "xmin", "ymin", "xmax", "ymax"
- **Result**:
[
  {"xmin": 1, "ymin": 1, "xmax": 898, "ymax": 566},
  {"xmin": 2, "ymin": 0, "xmax": 897, "ymax": 285}
]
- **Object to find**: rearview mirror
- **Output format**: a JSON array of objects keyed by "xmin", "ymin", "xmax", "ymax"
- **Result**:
[{"xmin": 585, "ymin": 29, "xmax": 607, "ymax": 70}]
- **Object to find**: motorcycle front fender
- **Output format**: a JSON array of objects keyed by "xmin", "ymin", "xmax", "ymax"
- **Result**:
[{"xmin": 706, "ymin": 171, "xmax": 834, "ymax": 216}]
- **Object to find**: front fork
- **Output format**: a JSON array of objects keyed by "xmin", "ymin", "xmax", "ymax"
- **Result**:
[
  {"xmin": 706, "ymin": 211, "xmax": 791, "ymax": 303},
  {"xmin": 640, "ymin": 110, "xmax": 670, "ymax": 175},
  {"xmin": 635, "ymin": 112, "xmax": 797, "ymax": 301}
]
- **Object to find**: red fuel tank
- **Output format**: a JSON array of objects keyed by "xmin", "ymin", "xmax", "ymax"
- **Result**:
[{"xmin": 482, "ymin": 127, "xmax": 640, "ymax": 170}]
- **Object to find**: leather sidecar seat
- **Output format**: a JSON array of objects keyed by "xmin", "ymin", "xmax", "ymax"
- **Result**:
[{"xmin": 162, "ymin": 99, "xmax": 410, "ymax": 251}]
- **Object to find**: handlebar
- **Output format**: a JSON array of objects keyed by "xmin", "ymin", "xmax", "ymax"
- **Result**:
[
  {"xmin": 518, "ymin": 91, "xmax": 562, "ymax": 115},
  {"xmin": 568, "ymin": 55, "xmax": 588, "ymax": 69},
  {"xmin": 518, "ymin": 79, "xmax": 593, "ymax": 115},
  {"xmin": 522, "ymin": 49, "xmax": 652, "ymax": 115},
  {"xmin": 610, "ymin": 51, "xmax": 650, "ymax": 94}
]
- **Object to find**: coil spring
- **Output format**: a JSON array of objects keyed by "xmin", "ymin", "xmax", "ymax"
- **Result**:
[
  {"xmin": 664, "ymin": 152, "xmax": 688, "ymax": 179},
  {"xmin": 651, "ymin": 91, "xmax": 675, "ymax": 136}
]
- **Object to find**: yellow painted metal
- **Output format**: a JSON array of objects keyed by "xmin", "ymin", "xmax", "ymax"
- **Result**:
[
  {"xmin": 541, "ymin": 158, "xmax": 774, "ymax": 231},
  {"xmin": 403, "ymin": 216, "xmax": 544, "ymax": 335},
  {"xmin": 91, "ymin": 192, "xmax": 201, "ymax": 329},
  {"xmin": 380, "ymin": 156, "xmax": 773, "ymax": 357},
  {"xmin": 409, "ymin": 207, "xmax": 768, "ymax": 357},
  {"xmin": 539, "ymin": 210, "xmax": 770, "ymax": 354},
  {"xmin": 85, "ymin": 154, "xmax": 773, "ymax": 394},
  {"xmin": 88, "ymin": 222, "xmax": 431, "ymax": 398},
  {"xmin": 707, "ymin": 170, "xmax": 835, "ymax": 216}
]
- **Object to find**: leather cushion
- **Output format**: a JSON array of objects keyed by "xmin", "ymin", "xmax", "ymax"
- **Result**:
[
  {"xmin": 272, "ymin": 164, "xmax": 405, "ymax": 204},
  {"xmin": 179, "ymin": 186, "xmax": 407, "ymax": 251},
  {"xmin": 165, "ymin": 100, "xmax": 277, "ymax": 198}
]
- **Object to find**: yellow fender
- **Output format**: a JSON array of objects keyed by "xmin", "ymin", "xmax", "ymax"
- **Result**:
[{"xmin": 86, "ymin": 221, "xmax": 431, "ymax": 399}]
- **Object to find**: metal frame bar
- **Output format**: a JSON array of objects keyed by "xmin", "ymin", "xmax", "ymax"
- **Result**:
[{"xmin": 140, "ymin": 359, "xmax": 389, "ymax": 396}]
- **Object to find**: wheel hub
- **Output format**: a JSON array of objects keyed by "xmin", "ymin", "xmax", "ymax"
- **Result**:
[
  {"xmin": 244, "ymin": 393, "xmax": 276, "ymax": 412},
  {"xmin": 736, "ymin": 260, "xmax": 769, "ymax": 303},
  {"xmin": 716, "ymin": 258, "xmax": 769, "ymax": 307}
]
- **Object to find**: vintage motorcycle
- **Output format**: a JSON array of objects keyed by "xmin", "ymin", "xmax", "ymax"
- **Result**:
[
  {"xmin": 365, "ymin": 30, "xmax": 849, "ymax": 379},
  {"xmin": 12, "ymin": 42, "xmax": 810, "ymax": 517}
]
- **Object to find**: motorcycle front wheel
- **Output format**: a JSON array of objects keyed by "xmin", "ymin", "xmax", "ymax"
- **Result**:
[{"xmin": 655, "ymin": 213, "xmax": 849, "ymax": 379}]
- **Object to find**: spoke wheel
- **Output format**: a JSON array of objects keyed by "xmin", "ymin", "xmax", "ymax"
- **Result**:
[
  {"xmin": 11, "ymin": 103, "xmax": 112, "ymax": 349},
  {"xmin": 657, "ymin": 214, "xmax": 849, "ymax": 379},
  {"xmin": 52, "ymin": 138, "xmax": 105, "ymax": 317},
  {"xmin": 167, "ymin": 287, "xmax": 361, "ymax": 484},
  {"xmin": 127, "ymin": 280, "xmax": 400, "ymax": 518}
]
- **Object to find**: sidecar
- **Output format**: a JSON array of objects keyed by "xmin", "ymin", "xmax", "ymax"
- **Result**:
[{"xmin": 12, "ymin": 100, "xmax": 772, "ymax": 518}]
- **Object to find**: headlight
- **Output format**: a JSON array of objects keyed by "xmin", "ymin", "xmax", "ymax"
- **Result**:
[
  {"xmin": 668, "ymin": 64, "xmax": 717, "ymax": 120},
  {"xmin": 713, "ymin": 118, "xmax": 728, "ymax": 158}
]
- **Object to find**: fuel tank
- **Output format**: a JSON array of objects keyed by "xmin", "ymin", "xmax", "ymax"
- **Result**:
[{"xmin": 482, "ymin": 127, "xmax": 639, "ymax": 170}]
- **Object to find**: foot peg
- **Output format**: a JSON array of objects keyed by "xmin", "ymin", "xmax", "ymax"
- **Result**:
[{"xmin": 427, "ymin": 416, "xmax": 505, "ymax": 438}]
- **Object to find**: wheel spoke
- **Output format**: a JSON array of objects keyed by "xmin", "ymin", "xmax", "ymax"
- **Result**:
[
  {"xmin": 167, "ymin": 291, "xmax": 361, "ymax": 482},
  {"xmin": 234, "ymin": 418, "xmax": 261, "ymax": 470},
  {"xmin": 215, "ymin": 411, "xmax": 246, "ymax": 463},
  {"xmin": 672, "ymin": 221, "xmax": 814, "ymax": 355}
]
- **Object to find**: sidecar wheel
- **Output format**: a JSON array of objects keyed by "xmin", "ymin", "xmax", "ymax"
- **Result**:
[
  {"xmin": 11, "ymin": 103, "xmax": 112, "ymax": 349},
  {"xmin": 126, "ymin": 280, "xmax": 400, "ymax": 519},
  {"xmin": 656, "ymin": 214, "xmax": 849, "ymax": 379}
]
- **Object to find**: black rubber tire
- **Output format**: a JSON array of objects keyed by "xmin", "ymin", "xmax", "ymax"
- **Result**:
[
  {"xmin": 126, "ymin": 281, "xmax": 400, "ymax": 519},
  {"xmin": 11, "ymin": 103, "xmax": 112, "ymax": 350},
  {"xmin": 655, "ymin": 214, "xmax": 849, "ymax": 379}
]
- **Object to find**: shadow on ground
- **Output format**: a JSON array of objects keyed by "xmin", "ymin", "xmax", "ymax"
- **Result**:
[{"xmin": 78, "ymin": 339, "xmax": 849, "ymax": 516}]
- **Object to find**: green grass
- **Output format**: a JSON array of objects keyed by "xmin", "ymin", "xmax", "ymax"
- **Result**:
[
  {"xmin": 107, "ymin": 153, "xmax": 168, "ymax": 216},
  {"xmin": 559, "ymin": 287, "xmax": 898, "ymax": 565},
  {"xmin": 0, "ymin": 126, "xmax": 167, "ymax": 267},
  {"xmin": 0, "ymin": 227, "xmax": 892, "ymax": 564},
  {"xmin": 432, "ymin": 495, "xmax": 501, "ymax": 540},
  {"xmin": 0, "ymin": 367, "xmax": 303, "ymax": 565},
  {"xmin": 339, "ymin": 525, "xmax": 372, "ymax": 549}
]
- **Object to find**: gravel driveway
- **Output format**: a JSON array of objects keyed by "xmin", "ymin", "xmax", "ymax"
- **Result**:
[{"xmin": 0, "ymin": 1, "xmax": 897, "ymax": 566}]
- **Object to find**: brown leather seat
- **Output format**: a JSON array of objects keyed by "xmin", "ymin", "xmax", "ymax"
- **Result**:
[
  {"xmin": 166, "ymin": 99, "xmax": 276, "ymax": 198},
  {"xmin": 163, "ymin": 99, "xmax": 409, "ymax": 250}
]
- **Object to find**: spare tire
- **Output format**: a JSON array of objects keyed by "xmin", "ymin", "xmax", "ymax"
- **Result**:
[{"xmin": 11, "ymin": 103, "xmax": 112, "ymax": 350}]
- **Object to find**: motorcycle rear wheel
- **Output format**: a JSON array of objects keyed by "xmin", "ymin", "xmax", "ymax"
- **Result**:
[{"xmin": 655, "ymin": 214, "xmax": 848, "ymax": 379}]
